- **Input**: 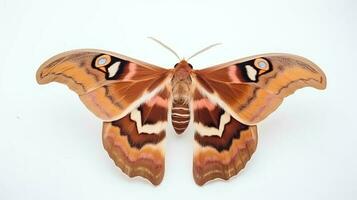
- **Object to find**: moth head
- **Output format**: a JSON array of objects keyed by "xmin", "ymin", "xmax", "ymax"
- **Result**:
[
  {"xmin": 173, "ymin": 60, "xmax": 193, "ymax": 80},
  {"xmin": 174, "ymin": 60, "xmax": 193, "ymax": 69}
]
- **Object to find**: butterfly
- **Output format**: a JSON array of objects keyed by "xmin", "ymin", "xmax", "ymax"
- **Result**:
[{"xmin": 36, "ymin": 40, "xmax": 326, "ymax": 186}]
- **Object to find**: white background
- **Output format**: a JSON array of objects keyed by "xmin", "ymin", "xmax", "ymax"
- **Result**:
[{"xmin": 1, "ymin": 0, "xmax": 356, "ymax": 199}]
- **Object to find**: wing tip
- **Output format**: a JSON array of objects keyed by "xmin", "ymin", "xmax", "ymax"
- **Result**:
[
  {"xmin": 317, "ymin": 68, "xmax": 327, "ymax": 90},
  {"xmin": 268, "ymin": 53, "xmax": 327, "ymax": 90},
  {"xmin": 35, "ymin": 49, "xmax": 103, "ymax": 85},
  {"xmin": 297, "ymin": 54, "xmax": 327, "ymax": 91},
  {"xmin": 36, "ymin": 63, "xmax": 50, "ymax": 85},
  {"xmin": 35, "ymin": 51, "xmax": 68, "ymax": 85}
]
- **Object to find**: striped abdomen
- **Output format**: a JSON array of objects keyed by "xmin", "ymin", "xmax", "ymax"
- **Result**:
[{"xmin": 171, "ymin": 102, "xmax": 190, "ymax": 134}]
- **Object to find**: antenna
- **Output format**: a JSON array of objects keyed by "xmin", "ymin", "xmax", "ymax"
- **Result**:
[
  {"xmin": 148, "ymin": 37, "xmax": 181, "ymax": 61},
  {"xmin": 187, "ymin": 43, "xmax": 222, "ymax": 61}
]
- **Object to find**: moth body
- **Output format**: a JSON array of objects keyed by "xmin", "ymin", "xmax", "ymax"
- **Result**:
[{"xmin": 170, "ymin": 60, "xmax": 193, "ymax": 134}]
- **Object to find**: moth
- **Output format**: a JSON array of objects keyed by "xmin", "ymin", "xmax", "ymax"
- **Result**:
[{"xmin": 36, "ymin": 39, "xmax": 326, "ymax": 185}]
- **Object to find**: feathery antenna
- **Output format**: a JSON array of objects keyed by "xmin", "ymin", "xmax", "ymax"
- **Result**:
[
  {"xmin": 187, "ymin": 43, "xmax": 222, "ymax": 61},
  {"xmin": 148, "ymin": 37, "xmax": 222, "ymax": 61},
  {"xmin": 148, "ymin": 37, "xmax": 181, "ymax": 61}
]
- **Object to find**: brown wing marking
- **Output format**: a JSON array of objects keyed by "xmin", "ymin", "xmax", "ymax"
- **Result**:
[
  {"xmin": 102, "ymin": 88, "xmax": 169, "ymax": 185},
  {"xmin": 193, "ymin": 89, "xmax": 257, "ymax": 185}
]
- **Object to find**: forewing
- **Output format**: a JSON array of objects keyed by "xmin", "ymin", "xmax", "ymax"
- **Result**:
[
  {"xmin": 193, "ymin": 53, "xmax": 326, "ymax": 125},
  {"xmin": 36, "ymin": 49, "xmax": 172, "ymax": 121}
]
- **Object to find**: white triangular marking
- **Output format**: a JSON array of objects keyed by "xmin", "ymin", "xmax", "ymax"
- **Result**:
[
  {"xmin": 108, "ymin": 62, "xmax": 120, "ymax": 78},
  {"xmin": 245, "ymin": 65, "xmax": 257, "ymax": 81}
]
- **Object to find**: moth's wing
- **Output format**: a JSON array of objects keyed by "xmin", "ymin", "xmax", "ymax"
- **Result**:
[
  {"xmin": 192, "ymin": 89, "xmax": 257, "ymax": 185},
  {"xmin": 102, "ymin": 87, "xmax": 170, "ymax": 185},
  {"xmin": 37, "ymin": 49, "xmax": 173, "ymax": 185},
  {"xmin": 37, "ymin": 49, "xmax": 172, "ymax": 121},
  {"xmin": 193, "ymin": 53, "xmax": 326, "ymax": 125}
]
